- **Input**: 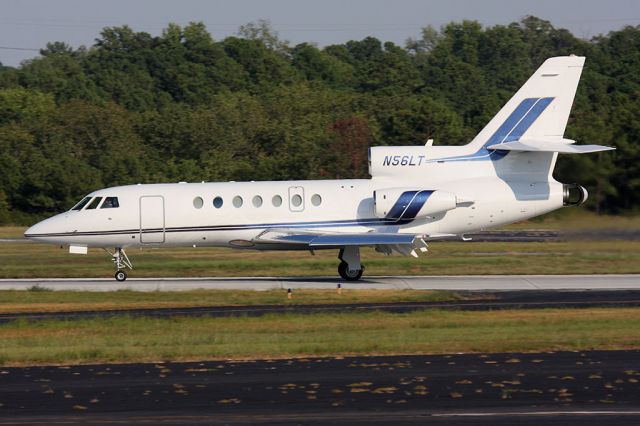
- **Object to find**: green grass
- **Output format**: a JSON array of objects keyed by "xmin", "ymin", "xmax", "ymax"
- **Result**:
[
  {"xmin": 504, "ymin": 209, "xmax": 640, "ymax": 230},
  {"xmin": 0, "ymin": 289, "xmax": 460, "ymax": 313},
  {"xmin": 0, "ymin": 227, "xmax": 26, "ymax": 238},
  {"xmin": 1, "ymin": 308, "xmax": 639, "ymax": 365},
  {"xmin": 0, "ymin": 240, "xmax": 639, "ymax": 278}
]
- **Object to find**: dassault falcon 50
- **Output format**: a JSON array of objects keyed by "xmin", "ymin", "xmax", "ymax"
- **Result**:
[{"xmin": 25, "ymin": 56, "xmax": 614, "ymax": 281}]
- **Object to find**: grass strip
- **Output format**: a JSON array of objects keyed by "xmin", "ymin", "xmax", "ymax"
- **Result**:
[
  {"xmin": 1, "ymin": 240, "xmax": 640, "ymax": 278},
  {"xmin": 1, "ymin": 307, "xmax": 639, "ymax": 366},
  {"xmin": 0, "ymin": 289, "xmax": 459, "ymax": 314}
]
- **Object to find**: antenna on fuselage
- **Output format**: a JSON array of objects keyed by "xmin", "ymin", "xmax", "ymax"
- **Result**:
[{"xmin": 425, "ymin": 139, "xmax": 434, "ymax": 147}]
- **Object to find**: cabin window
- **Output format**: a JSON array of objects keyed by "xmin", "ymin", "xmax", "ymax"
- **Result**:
[
  {"xmin": 272, "ymin": 195, "xmax": 282, "ymax": 207},
  {"xmin": 71, "ymin": 197, "xmax": 92, "ymax": 211},
  {"xmin": 213, "ymin": 196, "xmax": 223, "ymax": 208},
  {"xmin": 101, "ymin": 197, "xmax": 120, "ymax": 209},
  {"xmin": 252, "ymin": 195, "xmax": 263, "ymax": 207},
  {"xmin": 86, "ymin": 197, "xmax": 103, "ymax": 210},
  {"xmin": 193, "ymin": 196, "xmax": 204, "ymax": 209},
  {"xmin": 233, "ymin": 196, "xmax": 243, "ymax": 208},
  {"xmin": 291, "ymin": 194, "xmax": 303, "ymax": 207},
  {"xmin": 311, "ymin": 194, "xmax": 322, "ymax": 206}
]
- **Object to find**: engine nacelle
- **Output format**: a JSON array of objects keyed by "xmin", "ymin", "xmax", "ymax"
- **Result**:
[{"xmin": 374, "ymin": 188, "xmax": 458, "ymax": 220}]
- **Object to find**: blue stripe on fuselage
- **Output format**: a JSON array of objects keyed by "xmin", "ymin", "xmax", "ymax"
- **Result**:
[{"xmin": 25, "ymin": 216, "xmax": 426, "ymax": 239}]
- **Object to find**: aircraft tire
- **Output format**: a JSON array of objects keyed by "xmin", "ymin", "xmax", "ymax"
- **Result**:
[
  {"xmin": 115, "ymin": 270, "xmax": 127, "ymax": 282},
  {"xmin": 338, "ymin": 261, "xmax": 363, "ymax": 281}
]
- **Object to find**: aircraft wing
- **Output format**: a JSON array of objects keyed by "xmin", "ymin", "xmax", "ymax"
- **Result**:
[{"xmin": 252, "ymin": 229, "xmax": 431, "ymax": 257}]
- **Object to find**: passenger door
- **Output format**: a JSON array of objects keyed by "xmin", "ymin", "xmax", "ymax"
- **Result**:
[{"xmin": 139, "ymin": 196, "xmax": 165, "ymax": 243}]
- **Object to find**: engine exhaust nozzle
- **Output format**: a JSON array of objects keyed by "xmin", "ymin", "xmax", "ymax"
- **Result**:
[{"xmin": 563, "ymin": 184, "xmax": 588, "ymax": 206}]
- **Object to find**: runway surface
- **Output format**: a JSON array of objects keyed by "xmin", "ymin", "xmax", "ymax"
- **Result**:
[
  {"xmin": 1, "ymin": 350, "xmax": 639, "ymax": 425},
  {"xmin": 2, "ymin": 289, "xmax": 640, "ymax": 323},
  {"xmin": 1, "ymin": 274, "xmax": 640, "ymax": 291}
]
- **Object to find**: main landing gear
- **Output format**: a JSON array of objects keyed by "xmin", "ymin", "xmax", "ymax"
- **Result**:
[
  {"xmin": 338, "ymin": 261, "xmax": 364, "ymax": 281},
  {"xmin": 105, "ymin": 248, "xmax": 133, "ymax": 281},
  {"xmin": 338, "ymin": 246, "xmax": 364, "ymax": 281}
]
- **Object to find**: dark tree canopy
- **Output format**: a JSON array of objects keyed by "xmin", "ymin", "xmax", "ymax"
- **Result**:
[{"xmin": 0, "ymin": 17, "xmax": 635, "ymax": 223}]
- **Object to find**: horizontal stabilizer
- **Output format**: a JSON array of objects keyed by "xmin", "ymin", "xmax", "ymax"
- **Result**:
[{"xmin": 487, "ymin": 139, "xmax": 615, "ymax": 154}]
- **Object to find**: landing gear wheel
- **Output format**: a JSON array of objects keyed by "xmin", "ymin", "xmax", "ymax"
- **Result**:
[
  {"xmin": 338, "ymin": 261, "xmax": 364, "ymax": 281},
  {"xmin": 107, "ymin": 248, "xmax": 132, "ymax": 282}
]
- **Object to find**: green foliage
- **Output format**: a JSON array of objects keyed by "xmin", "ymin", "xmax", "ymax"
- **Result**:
[
  {"xmin": 0, "ymin": 17, "xmax": 635, "ymax": 223},
  {"xmin": 0, "ymin": 87, "xmax": 55, "ymax": 124},
  {"xmin": 291, "ymin": 43, "xmax": 355, "ymax": 87},
  {"xmin": 237, "ymin": 18, "xmax": 290, "ymax": 54}
]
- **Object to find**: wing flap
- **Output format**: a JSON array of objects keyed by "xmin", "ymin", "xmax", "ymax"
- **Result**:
[
  {"xmin": 253, "ymin": 229, "xmax": 417, "ymax": 247},
  {"xmin": 254, "ymin": 229, "xmax": 432, "ymax": 258},
  {"xmin": 310, "ymin": 233, "xmax": 416, "ymax": 247}
]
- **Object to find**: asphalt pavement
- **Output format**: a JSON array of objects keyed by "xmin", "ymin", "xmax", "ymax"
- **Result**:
[
  {"xmin": 1, "ymin": 350, "xmax": 639, "ymax": 425},
  {"xmin": 1, "ymin": 274, "xmax": 640, "ymax": 291},
  {"xmin": 2, "ymin": 289, "xmax": 640, "ymax": 323}
]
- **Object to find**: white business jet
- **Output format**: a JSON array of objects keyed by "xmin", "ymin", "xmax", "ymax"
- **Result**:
[{"xmin": 25, "ymin": 56, "xmax": 614, "ymax": 282}]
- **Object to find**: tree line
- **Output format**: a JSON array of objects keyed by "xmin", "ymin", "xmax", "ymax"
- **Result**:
[{"xmin": 0, "ymin": 17, "xmax": 637, "ymax": 224}]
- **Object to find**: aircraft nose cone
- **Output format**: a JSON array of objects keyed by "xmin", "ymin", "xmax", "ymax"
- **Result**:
[
  {"xmin": 24, "ymin": 214, "xmax": 67, "ymax": 241},
  {"xmin": 24, "ymin": 220, "xmax": 47, "ymax": 240}
]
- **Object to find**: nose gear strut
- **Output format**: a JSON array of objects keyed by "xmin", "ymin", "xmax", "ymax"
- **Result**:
[{"xmin": 104, "ymin": 248, "xmax": 133, "ymax": 281}]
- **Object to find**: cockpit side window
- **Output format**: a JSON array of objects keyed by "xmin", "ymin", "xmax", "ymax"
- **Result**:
[
  {"xmin": 85, "ymin": 197, "xmax": 103, "ymax": 210},
  {"xmin": 101, "ymin": 197, "xmax": 119, "ymax": 209},
  {"xmin": 71, "ymin": 197, "xmax": 92, "ymax": 211}
]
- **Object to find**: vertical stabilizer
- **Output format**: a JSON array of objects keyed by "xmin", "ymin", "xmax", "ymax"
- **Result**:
[{"xmin": 466, "ymin": 56, "xmax": 585, "ymax": 151}]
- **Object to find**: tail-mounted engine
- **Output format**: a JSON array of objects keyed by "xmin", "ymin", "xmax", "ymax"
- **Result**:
[
  {"xmin": 374, "ymin": 188, "xmax": 458, "ymax": 220},
  {"xmin": 562, "ymin": 183, "xmax": 588, "ymax": 206}
]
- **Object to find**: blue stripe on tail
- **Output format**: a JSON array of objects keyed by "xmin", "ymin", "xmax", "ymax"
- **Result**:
[
  {"xmin": 431, "ymin": 97, "xmax": 554, "ymax": 162},
  {"xmin": 504, "ymin": 97, "xmax": 554, "ymax": 142},
  {"xmin": 482, "ymin": 97, "xmax": 538, "ymax": 149}
]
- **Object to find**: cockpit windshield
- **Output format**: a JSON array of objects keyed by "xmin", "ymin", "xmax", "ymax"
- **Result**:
[
  {"xmin": 71, "ymin": 196, "xmax": 119, "ymax": 211},
  {"xmin": 101, "ymin": 197, "xmax": 119, "ymax": 209},
  {"xmin": 71, "ymin": 197, "xmax": 92, "ymax": 211},
  {"xmin": 86, "ymin": 197, "xmax": 103, "ymax": 209}
]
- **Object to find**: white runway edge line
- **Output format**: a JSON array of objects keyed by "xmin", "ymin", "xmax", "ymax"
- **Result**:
[
  {"xmin": 0, "ymin": 275, "xmax": 639, "ymax": 292},
  {"xmin": 431, "ymin": 410, "xmax": 640, "ymax": 417}
]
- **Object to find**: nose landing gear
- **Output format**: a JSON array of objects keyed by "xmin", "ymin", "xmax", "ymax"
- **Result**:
[{"xmin": 105, "ymin": 248, "xmax": 133, "ymax": 281}]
